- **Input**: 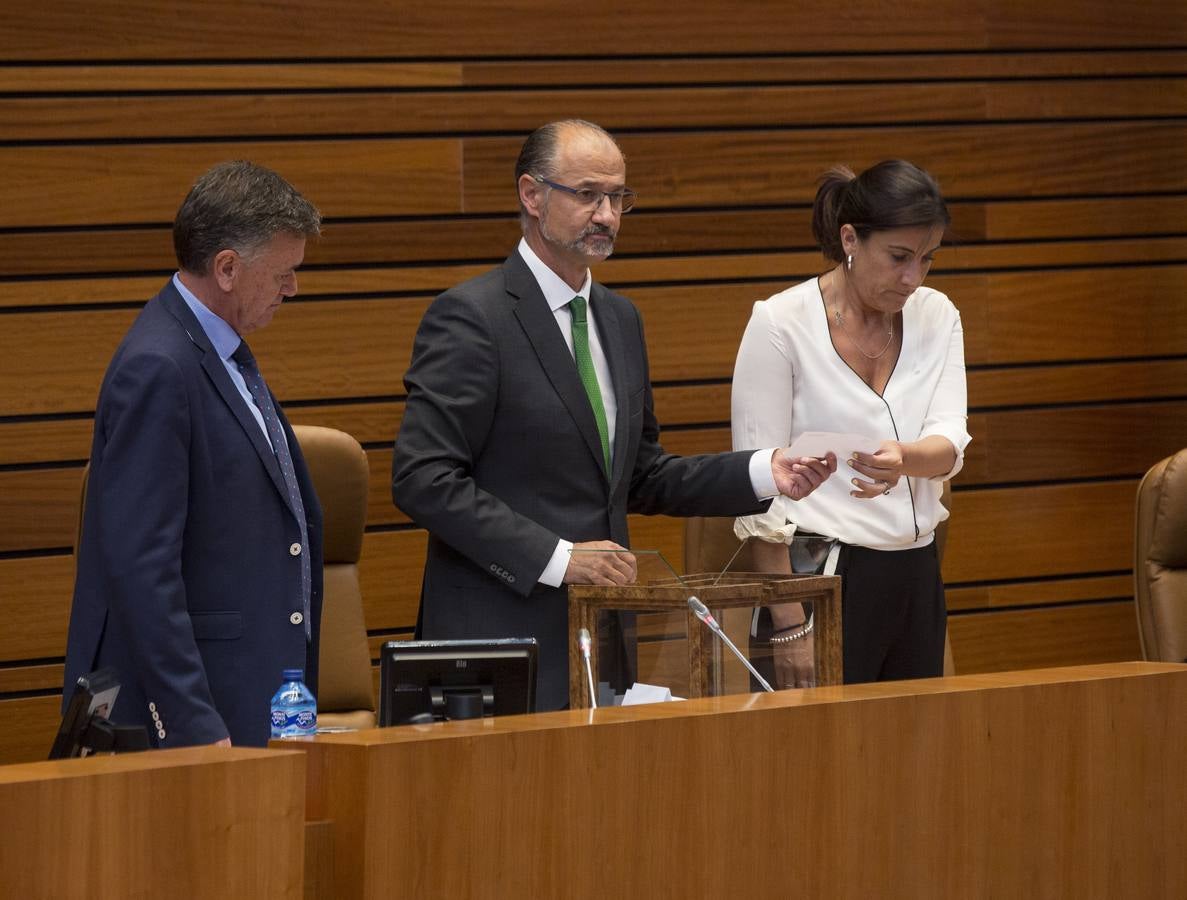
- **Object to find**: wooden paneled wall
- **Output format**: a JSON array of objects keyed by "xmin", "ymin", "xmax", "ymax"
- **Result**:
[{"xmin": 1, "ymin": 2, "xmax": 1185, "ymax": 762}]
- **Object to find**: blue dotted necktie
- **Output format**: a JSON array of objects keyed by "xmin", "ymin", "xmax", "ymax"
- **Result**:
[
  {"xmin": 232, "ymin": 341, "xmax": 311, "ymax": 641},
  {"xmin": 569, "ymin": 296, "xmax": 611, "ymax": 474}
]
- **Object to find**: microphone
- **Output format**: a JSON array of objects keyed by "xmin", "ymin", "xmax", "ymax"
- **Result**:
[
  {"xmin": 577, "ymin": 627, "xmax": 598, "ymax": 709},
  {"xmin": 687, "ymin": 596, "xmax": 774, "ymax": 693}
]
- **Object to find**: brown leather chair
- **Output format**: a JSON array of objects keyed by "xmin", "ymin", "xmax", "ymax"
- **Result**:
[
  {"xmin": 1134, "ymin": 449, "xmax": 1187, "ymax": 663},
  {"xmin": 293, "ymin": 424, "xmax": 377, "ymax": 729},
  {"xmin": 683, "ymin": 481, "xmax": 955, "ymax": 676}
]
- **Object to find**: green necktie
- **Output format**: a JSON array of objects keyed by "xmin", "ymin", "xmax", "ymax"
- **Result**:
[{"xmin": 569, "ymin": 296, "xmax": 611, "ymax": 474}]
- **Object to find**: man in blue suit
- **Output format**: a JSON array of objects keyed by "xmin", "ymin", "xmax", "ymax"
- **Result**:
[{"xmin": 63, "ymin": 161, "xmax": 324, "ymax": 748}]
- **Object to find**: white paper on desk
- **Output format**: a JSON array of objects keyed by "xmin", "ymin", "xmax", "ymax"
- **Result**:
[
  {"xmin": 621, "ymin": 683, "xmax": 685, "ymax": 705},
  {"xmin": 787, "ymin": 431, "xmax": 881, "ymax": 462}
]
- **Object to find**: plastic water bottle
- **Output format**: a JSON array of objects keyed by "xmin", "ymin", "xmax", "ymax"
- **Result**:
[{"xmin": 270, "ymin": 668, "xmax": 317, "ymax": 739}]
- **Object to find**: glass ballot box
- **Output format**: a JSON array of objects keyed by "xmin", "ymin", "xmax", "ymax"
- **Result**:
[{"xmin": 566, "ymin": 542, "xmax": 841, "ymax": 709}]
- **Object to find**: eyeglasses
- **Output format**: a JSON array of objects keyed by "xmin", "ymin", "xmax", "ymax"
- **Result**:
[{"xmin": 533, "ymin": 175, "xmax": 637, "ymax": 214}]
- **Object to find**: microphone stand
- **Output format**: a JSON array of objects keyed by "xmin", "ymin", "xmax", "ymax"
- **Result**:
[
  {"xmin": 577, "ymin": 627, "xmax": 598, "ymax": 709},
  {"xmin": 687, "ymin": 596, "xmax": 774, "ymax": 693}
]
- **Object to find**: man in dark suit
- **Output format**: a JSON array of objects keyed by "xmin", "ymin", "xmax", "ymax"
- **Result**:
[
  {"xmin": 392, "ymin": 120, "xmax": 835, "ymax": 709},
  {"xmin": 63, "ymin": 161, "xmax": 324, "ymax": 747}
]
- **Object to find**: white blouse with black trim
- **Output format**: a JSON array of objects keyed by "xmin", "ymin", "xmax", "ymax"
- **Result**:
[{"xmin": 731, "ymin": 277, "xmax": 971, "ymax": 552}]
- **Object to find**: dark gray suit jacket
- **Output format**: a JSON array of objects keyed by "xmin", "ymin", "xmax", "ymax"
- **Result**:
[{"xmin": 392, "ymin": 251, "xmax": 766, "ymax": 709}]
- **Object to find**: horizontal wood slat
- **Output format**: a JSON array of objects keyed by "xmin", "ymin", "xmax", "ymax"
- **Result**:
[
  {"xmin": 0, "ymin": 696, "xmax": 59, "ymax": 765},
  {"xmin": 0, "ymin": 555, "xmax": 74, "ymax": 661},
  {"xmin": 948, "ymin": 601, "xmax": 1141, "ymax": 674},
  {"xmin": 5, "ymin": 51, "xmax": 1186, "ymax": 93},
  {"xmin": 945, "ymin": 574, "xmax": 1134, "ymax": 612},
  {"xmin": 0, "ymin": 664, "xmax": 64, "ymax": 694},
  {"xmin": 0, "ymin": 468, "xmax": 83, "ymax": 553},
  {"xmin": 1, "ymin": 124, "xmax": 1185, "ymax": 228},
  {"xmin": 4, "ymin": 2, "xmax": 1184, "ymax": 61},
  {"xmin": 6, "ymin": 236, "xmax": 1187, "ymax": 313},
  {"xmin": 462, "ymin": 51, "xmax": 1187, "ymax": 85},
  {"xmin": 960, "ymin": 402, "xmax": 1187, "ymax": 485},
  {"xmin": 7, "ymin": 80, "xmax": 1187, "ymax": 141},
  {"xmin": 3, "ymin": 195, "xmax": 1186, "ymax": 279},
  {"xmin": 463, "ymin": 124, "xmax": 1187, "ymax": 212},
  {"xmin": 942, "ymin": 480, "xmax": 1136, "ymax": 583},
  {"xmin": 967, "ymin": 359, "xmax": 1187, "ymax": 409},
  {"xmin": 0, "ymin": 141, "xmax": 461, "ymax": 229}
]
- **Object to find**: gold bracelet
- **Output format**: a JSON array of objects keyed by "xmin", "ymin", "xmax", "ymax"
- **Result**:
[{"xmin": 769, "ymin": 613, "xmax": 813, "ymax": 644}]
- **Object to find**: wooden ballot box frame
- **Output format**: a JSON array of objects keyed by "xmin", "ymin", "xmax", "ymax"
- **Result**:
[{"xmin": 567, "ymin": 571, "xmax": 841, "ymax": 708}]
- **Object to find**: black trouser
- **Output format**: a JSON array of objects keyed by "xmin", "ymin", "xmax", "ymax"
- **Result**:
[{"xmin": 839, "ymin": 543, "xmax": 946, "ymax": 684}]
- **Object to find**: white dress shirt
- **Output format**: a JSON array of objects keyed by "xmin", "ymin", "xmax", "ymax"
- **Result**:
[{"xmin": 732, "ymin": 277, "xmax": 970, "ymax": 552}]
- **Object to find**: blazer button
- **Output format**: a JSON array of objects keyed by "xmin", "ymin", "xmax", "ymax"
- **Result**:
[
  {"xmin": 289, "ymin": 543, "xmax": 302, "ymax": 556},
  {"xmin": 290, "ymin": 611, "xmax": 304, "ymax": 626}
]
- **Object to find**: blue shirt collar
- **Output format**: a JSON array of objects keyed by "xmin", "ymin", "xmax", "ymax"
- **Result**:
[{"xmin": 172, "ymin": 273, "xmax": 242, "ymax": 361}]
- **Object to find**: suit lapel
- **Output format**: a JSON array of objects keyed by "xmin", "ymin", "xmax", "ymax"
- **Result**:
[
  {"xmin": 505, "ymin": 253, "xmax": 610, "ymax": 484},
  {"xmin": 158, "ymin": 283, "xmax": 291, "ymax": 507},
  {"xmin": 589, "ymin": 282, "xmax": 630, "ymax": 491}
]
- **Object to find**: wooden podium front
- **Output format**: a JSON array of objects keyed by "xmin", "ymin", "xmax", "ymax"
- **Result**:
[
  {"xmin": 0, "ymin": 746, "xmax": 307, "ymax": 899},
  {"xmin": 299, "ymin": 662, "xmax": 1187, "ymax": 899}
]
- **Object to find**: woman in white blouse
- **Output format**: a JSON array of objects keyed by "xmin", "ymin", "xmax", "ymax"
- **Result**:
[{"xmin": 732, "ymin": 159, "xmax": 970, "ymax": 689}]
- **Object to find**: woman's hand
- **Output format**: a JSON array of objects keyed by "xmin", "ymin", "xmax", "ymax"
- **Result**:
[
  {"xmin": 768, "ymin": 601, "xmax": 814, "ymax": 688},
  {"xmin": 772, "ymin": 631, "xmax": 815, "ymax": 689},
  {"xmin": 848, "ymin": 440, "xmax": 904, "ymax": 499}
]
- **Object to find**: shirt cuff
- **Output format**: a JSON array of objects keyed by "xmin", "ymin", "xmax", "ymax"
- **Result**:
[
  {"xmin": 748, "ymin": 448, "xmax": 779, "ymax": 499},
  {"xmin": 539, "ymin": 539, "xmax": 573, "ymax": 588}
]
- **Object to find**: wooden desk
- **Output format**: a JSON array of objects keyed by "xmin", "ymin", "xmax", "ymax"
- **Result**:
[
  {"xmin": 0, "ymin": 746, "xmax": 306, "ymax": 900},
  {"xmin": 299, "ymin": 662, "xmax": 1187, "ymax": 899}
]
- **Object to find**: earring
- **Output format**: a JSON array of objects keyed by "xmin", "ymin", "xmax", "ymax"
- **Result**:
[{"xmin": 846, "ymin": 254, "xmax": 853, "ymax": 272}]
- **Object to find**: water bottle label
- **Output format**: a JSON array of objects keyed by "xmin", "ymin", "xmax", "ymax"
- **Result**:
[{"xmin": 271, "ymin": 706, "xmax": 317, "ymax": 738}]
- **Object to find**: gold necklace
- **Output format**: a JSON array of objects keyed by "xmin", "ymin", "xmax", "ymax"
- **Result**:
[{"xmin": 832, "ymin": 303, "xmax": 895, "ymax": 360}]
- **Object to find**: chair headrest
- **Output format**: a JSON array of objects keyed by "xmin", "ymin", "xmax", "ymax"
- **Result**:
[{"xmin": 1144, "ymin": 450, "xmax": 1187, "ymax": 568}]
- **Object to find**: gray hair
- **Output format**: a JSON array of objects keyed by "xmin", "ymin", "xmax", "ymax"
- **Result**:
[
  {"xmin": 514, "ymin": 120, "xmax": 622, "ymax": 228},
  {"xmin": 172, "ymin": 160, "xmax": 321, "ymax": 274}
]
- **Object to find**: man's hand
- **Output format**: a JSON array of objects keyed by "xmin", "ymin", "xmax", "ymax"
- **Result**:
[
  {"xmin": 213, "ymin": 737, "xmax": 232, "ymax": 748},
  {"xmin": 563, "ymin": 540, "xmax": 637, "ymax": 585},
  {"xmin": 771, "ymin": 450, "xmax": 836, "ymax": 501}
]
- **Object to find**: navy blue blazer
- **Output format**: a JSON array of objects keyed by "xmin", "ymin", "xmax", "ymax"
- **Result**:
[
  {"xmin": 392, "ymin": 251, "xmax": 766, "ymax": 710},
  {"xmin": 63, "ymin": 281, "xmax": 323, "ymax": 748}
]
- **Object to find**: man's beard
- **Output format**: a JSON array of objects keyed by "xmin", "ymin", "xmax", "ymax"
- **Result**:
[{"xmin": 540, "ymin": 210, "xmax": 616, "ymax": 261}]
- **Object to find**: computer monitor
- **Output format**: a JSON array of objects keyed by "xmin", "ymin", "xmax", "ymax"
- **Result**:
[
  {"xmin": 49, "ymin": 667, "xmax": 124, "ymax": 759},
  {"xmin": 378, "ymin": 638, "xmax": 538, "ymax": 726}
]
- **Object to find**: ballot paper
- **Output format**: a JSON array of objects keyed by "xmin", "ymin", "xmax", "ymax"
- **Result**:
[
  {"xmin": 787, "ymin": 431, "xmax": 881, "ymax": 462},
  {"xmin": 621, "ymin": 683, "xmax": 685, "ymax": 705}
]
